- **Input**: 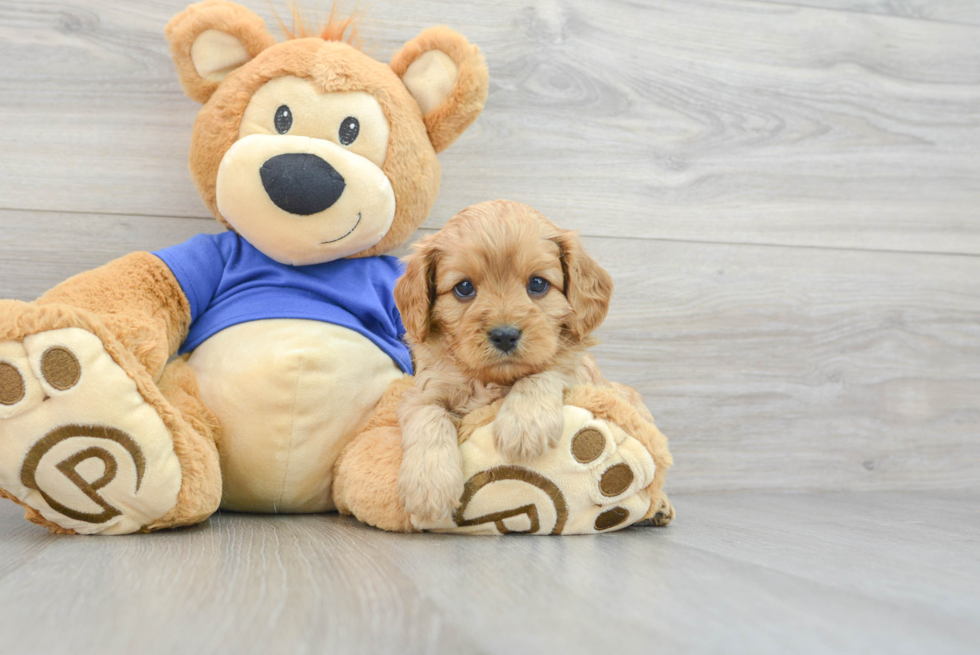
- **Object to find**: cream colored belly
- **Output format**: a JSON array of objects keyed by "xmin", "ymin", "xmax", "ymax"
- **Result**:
[{"xmin": 187, "ymin": 319, "xmax": 403, "ymax": 513}]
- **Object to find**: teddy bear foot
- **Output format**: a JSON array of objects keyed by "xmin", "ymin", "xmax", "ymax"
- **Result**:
[
  {"xmin": 0, "ymin": 328, "xmax": 183, "ymax": 534},
  {"xmin": 412, "ymin": 405, "xmax": 658, "ymax": 535}
]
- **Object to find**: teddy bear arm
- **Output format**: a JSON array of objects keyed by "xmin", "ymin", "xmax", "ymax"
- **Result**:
[{"xmin": 35, "ymin": 252, "xmax": 192, "ymax": 380}]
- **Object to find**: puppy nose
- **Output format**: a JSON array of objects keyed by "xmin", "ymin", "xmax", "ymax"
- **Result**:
[
  {"xmin": 260, "ymin": 153, "xmax": 345, "ymax": 215},
  {"xmin": 489, "ymin": 326, "xmax": 522, "ymax": 353}
]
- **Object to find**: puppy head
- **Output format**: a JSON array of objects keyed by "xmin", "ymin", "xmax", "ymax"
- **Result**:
[{"xmin": 395, "ymin": 200, "xmax": 613, "ymax": 385}]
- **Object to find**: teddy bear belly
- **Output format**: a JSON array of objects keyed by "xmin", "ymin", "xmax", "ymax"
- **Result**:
[{"xmin": 186, "ymin": 319, "xmax": 403, "ymax": 513}]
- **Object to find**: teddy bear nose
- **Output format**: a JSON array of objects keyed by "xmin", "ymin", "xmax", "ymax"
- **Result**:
[
  {"xmin": 259, "ymin": 153, "xmax": 346, "ymax": 216},
  {"xmin": 488, "ymin": 326, "xmax": 522, "ymax": 353}
]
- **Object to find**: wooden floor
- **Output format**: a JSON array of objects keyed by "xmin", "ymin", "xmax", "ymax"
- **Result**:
[
  {"xmin": 0, "ymin": 492, "xmax": 975, "ymax": 655},
  {"xmin": 0, "ymin": 0, "xmax": 978, "ymax": 652}
]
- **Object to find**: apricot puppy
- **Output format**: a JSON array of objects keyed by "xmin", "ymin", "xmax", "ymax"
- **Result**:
[{"xmin": 394, "ymin": 200, "xmax": 614, "ymax": 523}]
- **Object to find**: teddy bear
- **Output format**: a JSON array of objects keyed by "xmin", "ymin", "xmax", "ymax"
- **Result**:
[{"xmin": 0, "ymin": 0, "xmax": 672, "ymax": 535}]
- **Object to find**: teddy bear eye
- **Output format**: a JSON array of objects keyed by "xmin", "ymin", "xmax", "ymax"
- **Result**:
[
  {"xmin": 339, "ymin": 116, "xmax": 360, "ymax": 146},
  {"xmin": 274, "ymin": 105, "xmax": 292, "ymax": 134},
  {"xmin": 453, "ymin": 280, "xmax": 475, "ymax": 299},
  {"xmin": 528, "ymin": 276, "xmax": 550, "ymax": 295}
]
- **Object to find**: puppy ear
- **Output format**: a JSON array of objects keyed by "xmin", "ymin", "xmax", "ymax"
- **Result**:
[
  {"xmin": 395, "ymin": 239, "xmax": 439, "ymax": 345},
  {"xmin": 165, "ymin": 0, "xmax": 276, "ymax": 104},
  {"xmin": 390, "ymin": 27, "xmax": 489, "ymax": 153},
  {"xmin": 554, "ymin": 230, "xmax": 614, "ymax": 341}
]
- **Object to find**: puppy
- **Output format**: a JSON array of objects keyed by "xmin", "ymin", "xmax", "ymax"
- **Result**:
[{"xmin": 393, "ymin": 200, "xmax": 615, "ymax": 523}]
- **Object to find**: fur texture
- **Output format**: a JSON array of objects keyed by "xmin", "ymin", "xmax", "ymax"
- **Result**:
[{"xmin": 392, "ymin": 200, "xmax": 620, "ymax": 523}]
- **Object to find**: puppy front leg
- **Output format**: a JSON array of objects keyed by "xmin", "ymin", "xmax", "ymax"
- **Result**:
[
  {"xmin": 398, "ymin": 394, "xmax": 465, "ymax": 524},
  {"xmin": 493, "ymin": 371, "xmax": 565, "ymax": 461}
]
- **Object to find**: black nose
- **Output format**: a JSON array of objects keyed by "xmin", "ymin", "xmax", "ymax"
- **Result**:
[
  {"xmin": 259, "ymin": 153, "xmax": 345, "ymax": 215},
  {"xmin": 489, "ymin": 326, "xmax": 522, "ymax": 353}
]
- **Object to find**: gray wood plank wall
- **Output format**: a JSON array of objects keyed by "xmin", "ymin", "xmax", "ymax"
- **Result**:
[{"xmin": 0, "ymin": 0, "xmax": 977, "ymax": 493}]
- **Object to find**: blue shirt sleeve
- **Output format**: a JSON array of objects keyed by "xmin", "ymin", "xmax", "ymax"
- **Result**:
[
  {"xmin": 153, "ymin": 233, "xmax": 229, "ymax": 323},
  {"xmin": 382, "ymin": 256, "xmax": 408, "ymax": 342}
]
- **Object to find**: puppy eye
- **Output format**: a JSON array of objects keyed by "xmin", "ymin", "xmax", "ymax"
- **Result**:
[
  {"xmin": 274, "ymin": 105, "xmax": 292, "ymax": 134},
  {"xmin": 528, "ymin": 276, "xmax": 550, "ymax": 296},
  {"xmin": 339, "ymin": 116, "xmax": 360, "ymax": 146},
  {"xmin": 453, "ymin": 280, "xmax": 476, "ymax": 299}
]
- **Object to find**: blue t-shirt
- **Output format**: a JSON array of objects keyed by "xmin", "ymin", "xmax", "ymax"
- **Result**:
[{"xmin": 153, "ymin": 231, "xmax": 412, "ymax": 374}]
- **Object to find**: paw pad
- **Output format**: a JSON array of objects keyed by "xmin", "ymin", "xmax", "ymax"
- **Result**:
[
  {"xmin": 0, "ymin": 343, "xmax": 44, "ymax": 419},
  {"xmin": 0, "ymin": 363, "xmax": 25, "ymax": 406},
  {"xmin": 594, "ymin": 506, "xmax": 629, "ymax": 531},
  {"xmin": 40, "ymin": 346, "xmax": 81, "ymax": 391},
  {"xmin": 570, "ymin": 427, "xmax": 604, "ymax": 463},
  {"xmin": 599, "ymin": 463, "xmax": 634, "ymax": 497}
]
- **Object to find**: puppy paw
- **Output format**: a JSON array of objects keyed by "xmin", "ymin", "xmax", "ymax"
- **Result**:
[
  {"xmin": 397, "ymin": 442, "xmax": 465, "ymax": 525},
  {"xmin": 492, "ymin": 397, "xmax": 564, "ymax": 462}
]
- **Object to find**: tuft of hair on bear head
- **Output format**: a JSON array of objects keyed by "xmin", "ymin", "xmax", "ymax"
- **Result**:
[{"xmin": 271, "ymin": 1, "xmax": 361, "ymax": 47}]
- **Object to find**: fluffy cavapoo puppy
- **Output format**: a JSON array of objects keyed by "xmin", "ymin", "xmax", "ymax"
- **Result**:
[{"xmin": 394, "ymin": 199, "xmax": 617, "ymax": 522}]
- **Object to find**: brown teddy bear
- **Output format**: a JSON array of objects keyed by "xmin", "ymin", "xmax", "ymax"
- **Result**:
[{"xmin": 0, "ymin": 0, "xmax": 671, "ymax": 535}]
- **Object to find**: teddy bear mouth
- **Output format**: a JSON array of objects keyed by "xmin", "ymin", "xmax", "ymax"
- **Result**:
[{"xmin": 320, "ymin": 212, "xmax": 362, "ymax": 244}]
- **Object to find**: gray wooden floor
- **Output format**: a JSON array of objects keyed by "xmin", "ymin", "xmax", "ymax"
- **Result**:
[
  {"xmin": 0, "ymin": 0, "xmax": 978, "ymax": 652},
  {"xmin": 0, "ymin": 492, "xmax": 976, "ymax": 655}
]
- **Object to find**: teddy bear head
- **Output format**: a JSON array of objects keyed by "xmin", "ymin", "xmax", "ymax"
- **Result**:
[{"xmin": 165, "ymin": 0, "xmax": 488, "ymax": 265}]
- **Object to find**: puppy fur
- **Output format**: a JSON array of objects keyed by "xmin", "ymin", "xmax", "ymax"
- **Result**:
[{"xmin": 394, "ymin": 200, "xmax": 615, "ymax": 523}]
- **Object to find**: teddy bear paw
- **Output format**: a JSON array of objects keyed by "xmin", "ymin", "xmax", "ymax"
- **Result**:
[
  {"xmin": 414, "ymin": 405, "xmax": 657, "ymax": 535},
  {"xmin": 0, "ymin": 328, "xmax": 182, "ymax": 534}
]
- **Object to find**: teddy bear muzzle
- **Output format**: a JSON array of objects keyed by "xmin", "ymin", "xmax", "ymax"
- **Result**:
[{"xmin": 215, "ymin": 133, "xmax": 396, "ymax": 266}]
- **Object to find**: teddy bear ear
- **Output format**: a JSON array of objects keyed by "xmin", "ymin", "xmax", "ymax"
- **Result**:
[
  {"xmin": 165, "ymin": 0, "xmax": 277, "ymax": 104},
  {"xmin": 391, "ymin": 27, "xmax": 489, "ymax": 154}
]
